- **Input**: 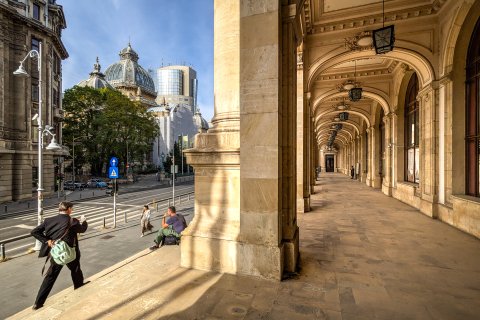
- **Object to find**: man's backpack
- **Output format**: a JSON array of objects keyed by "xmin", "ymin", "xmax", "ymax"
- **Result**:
[
  {"xmin": 163, "ymin": 235, "xmax": 180, "ymax": 246},
  {"xmin": 50, "ymin": 239, "xmax": 76, "ymax": 265}
]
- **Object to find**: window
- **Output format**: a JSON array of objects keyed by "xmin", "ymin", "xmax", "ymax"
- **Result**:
[
  {"xmin": 32, "ymin": 167, "xmax": 38, "ymax": 188},
  {"xmin": 466, "ymin": 18, "xmax": 480, "ymax": 197},
  {"xmin": 32, "ymin": 3, "xmax": 40, "ymax": 20},
  {"xmin": 53, "ymin": 88, "xmax": 58, "ymax": 107},
  {"xmin": 31, "ymin": 81, "xmax": 39, "ymax": 102},
  {"xmin": 53, "ymin": 53, "xmax": 61, "ymax": 75},
  {"xmin": 31, "ymin": 38, "xmax": 40, "ymax": 53},
  {"xmin": 405, "ymin": 73, "xmax": 420, "ymax": 183}
]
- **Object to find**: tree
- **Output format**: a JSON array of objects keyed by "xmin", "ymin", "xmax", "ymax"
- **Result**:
[{"xmin": 62, "ymin": 86, "xmax": 159, "ymax": 177}]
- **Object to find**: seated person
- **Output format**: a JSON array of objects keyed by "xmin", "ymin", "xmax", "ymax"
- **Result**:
[{"xmin": 152, "ymin": 206, "xmax": 187, "ymax": 248}]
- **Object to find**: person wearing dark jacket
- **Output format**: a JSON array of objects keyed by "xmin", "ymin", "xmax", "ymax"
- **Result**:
[{"xmin": 30, "ymin": 201, "xmax": 88, "ymax": 310}]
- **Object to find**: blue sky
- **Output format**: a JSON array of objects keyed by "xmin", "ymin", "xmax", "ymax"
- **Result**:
[{"xmin": 61, "ymin": 0, "xmax": 214, "ymax": 121}]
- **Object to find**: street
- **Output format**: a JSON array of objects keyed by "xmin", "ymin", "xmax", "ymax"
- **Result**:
[
  {"xmin": 0, "ymin": 184, "xmax": 195, "ymax": 319},
  {"xmin": 0, "ymin": 183, "xmax": 194, "ymax": 258}
]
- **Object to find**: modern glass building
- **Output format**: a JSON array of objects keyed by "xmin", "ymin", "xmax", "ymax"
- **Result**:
[
  {"xmin": 157, "ymin": 69, "xmax": 183, "ymax": 96},
  {"xmin": 154, "ymin": 65, "xmax": 197, "ymax": 113}
]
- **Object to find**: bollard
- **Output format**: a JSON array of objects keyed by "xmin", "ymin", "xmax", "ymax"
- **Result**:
[
  {"xmin": 80, "ymin": 193, "xmax": 82, "ymax": 199},
  {"xmin": 1, "ymin": 243, "xmax": 5, "ymax": 261},
  {"xmin": 103, "ymin": 217, "xmax": 106, "ymax": 228},
  {"xmin": 4, "ymin": 205, "xmax": 6, "ymax": 213},
  {"xmin": 124, "ymin": 211, "xmax": 127, "ymax": 223},
  {"xmin": 92, "ymin": 191, "xmax": 94, "ymax": 197},
  {"xmin": 27, "ymin": 202, "xmax": 30, "ymax": 209}
]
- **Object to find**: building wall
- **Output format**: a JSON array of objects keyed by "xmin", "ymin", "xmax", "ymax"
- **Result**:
[
  {"xmin": 302, "ymin": 0, "xmax": 480, "ymax": 239},
  {"xmin": 155, "ymin": 65, "xmax": 198, "ymax": 112},
  {"xmin": 0, "ymin": 0, "xmax": 67, "ymax": 202}
]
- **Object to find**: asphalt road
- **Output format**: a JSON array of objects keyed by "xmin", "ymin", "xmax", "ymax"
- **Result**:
[
  {"xmin": 0, "ymin": 187, "xmax": 195, "ymax": 319},
  {"xmin": 0, "ymin": 183, "xmax": 194, "ymax": 258}
]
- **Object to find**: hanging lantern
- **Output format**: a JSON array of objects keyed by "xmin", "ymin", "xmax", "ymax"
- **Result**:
[
  {"xmin": 349, "ymin": 60, "xmax": 363, "ymax": 102},
  {"xmin": 372, "ymin": 0, "xmax": 395, "ymax": 54},
  {"xmin": 349, "ymin": 87, "xmax": 363, "ymax": 102},
  {"xmin": 373, "ymin": 25, "xmax": 395, "ymax": 54},
  {"xmin": 339, "ymin": 112, "xmax": 349, "ymax": 121}
]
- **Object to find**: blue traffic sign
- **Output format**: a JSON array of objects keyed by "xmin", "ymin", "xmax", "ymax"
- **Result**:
[
  {"xmin": 108, "ymin": 166, "xmax": 119, "ymax": 179},
  {"xmin": 109, "ymin": 157, "xmax": 119, "ymax": 167}
]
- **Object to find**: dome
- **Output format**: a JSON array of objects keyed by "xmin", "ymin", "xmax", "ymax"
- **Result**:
[
  {"xmin": 104, "ymin": 43, "xmax": 156, "ymax": 95},
  {"xmin": 193, "ymin": 109, "xmax": 209, "ymax": 132},
  {"xmin": 77, "ymin": 57, "xmax": 114, "ymax": 90}
]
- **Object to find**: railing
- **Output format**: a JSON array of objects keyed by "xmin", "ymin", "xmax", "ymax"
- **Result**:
[{"xmin": 0, "ymin": 191, "xmax": 195, "ymax": 261}]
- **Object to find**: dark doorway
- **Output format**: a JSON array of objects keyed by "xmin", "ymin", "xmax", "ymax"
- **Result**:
[{"xmin": 325, "ymin": 155, "xmax": 335, "ymax": 172}]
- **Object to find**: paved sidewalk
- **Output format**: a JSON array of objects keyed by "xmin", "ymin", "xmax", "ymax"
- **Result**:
[
  {"xmin": 1, "ymin": 202, "xmax": 194, "ymax": 319},
  {"xmin": 9, "ymin": 173, "xmax": 480, "ymax": 319}
]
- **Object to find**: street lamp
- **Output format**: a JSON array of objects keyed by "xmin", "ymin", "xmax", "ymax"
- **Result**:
[
  {"xmin": 14, "ymin": 43, "xmax": 63, "ymax": 251},
  {"xmin": 167, "ymin": 105, "xmax": 179, "ymax": 205},
  {"xmin": 160, "ymin": 152, "xmax": 165, "ymax": 171}
]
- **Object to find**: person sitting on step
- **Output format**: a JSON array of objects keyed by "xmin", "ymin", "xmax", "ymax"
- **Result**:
[{"xmin": 151, "ymin": 206, "xmax": 187, "ymax": 249}]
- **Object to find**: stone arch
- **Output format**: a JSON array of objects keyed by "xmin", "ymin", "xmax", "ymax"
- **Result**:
[
  {"xmin": 442, "ymin": 0, "xmax": 480, "ymax": 76},
  {"xmin": 316, "ymin": 121, "xmax": 360, "ymax": 136},
  {"xmin": 312, "ymin": 88, "xmax": 391, "ymax": 116},
  {"xmin": 317, "ymin": 131, "xmax": 351, "ymax": 145},
  {"xmin": 307, "ymin": 47, "xmax": 435, "ymax": 92},
  {"xmin": 315, "ymin": 109, "xmax": 371, "ymax": 128},
  {"xmin": 316, "ymin": 127, "xmax": 354, "ymax": 140},
  {"xmin": 450, "ymin": 1, "xmax": 480, "ymax": 196}
]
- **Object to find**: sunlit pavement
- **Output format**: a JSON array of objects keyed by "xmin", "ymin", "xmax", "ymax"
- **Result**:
[{"xmin": 10, "ymin": 173, "xmax": 480, "ymax": 320}]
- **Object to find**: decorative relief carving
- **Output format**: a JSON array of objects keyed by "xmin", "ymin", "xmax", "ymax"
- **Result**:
[{"xmin": 344, "ymin": 31, "xmax": 373, "ymax": 51}]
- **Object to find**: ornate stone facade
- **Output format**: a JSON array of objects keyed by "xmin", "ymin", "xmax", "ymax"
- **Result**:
[
  {"xmin": 183, "ymin": 0, "xmax": 480, "ymax": 280},
  {"xmin": 0, "ymin": 0, "xmax": 67, "ymax": 202}
]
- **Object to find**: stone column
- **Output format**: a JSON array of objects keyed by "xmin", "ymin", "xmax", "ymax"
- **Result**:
[
  {"xmin": 365, "ymin": 127, "xmax": 372, "ymax": 186},
  {"xmin": 183, "ymin": 0, "xmax": 300, "ymax": 280},
  {"xmin": 370, "ymin": 126, "xmax": 381, "ymax": 188},
  {"xmin": 382, "ymin": 114, "xmax": 393, "ymax": 196},
  {"xmin": 296, "ymin": 56, "xmax": 310, "ymax": 212},
  {"xmin": 182, "ymin": 0, "xmax": 241, "ymax": 275},
  {"xmin": 417, "ymin": 84, "xmax": 438, "ymax": 217}
]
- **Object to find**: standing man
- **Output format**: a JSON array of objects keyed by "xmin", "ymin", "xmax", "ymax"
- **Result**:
[
  {"xmin": 350, "ymin": 165, "xmax": 355, "ymax": 179},
  {"xmin": 30, "ymin": 201, "xmax": 88, "ymax": 310},
  {"xmin": 151, "ymin": 206, "xmax": 187, "ymax": 249}
]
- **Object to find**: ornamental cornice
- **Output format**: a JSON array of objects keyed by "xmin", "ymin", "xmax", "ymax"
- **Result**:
[
  {"xmin": 319, "ymin": 62, "xmax": 398, "ymax": 81},
  {"xmin": 306, "ymin": 1, "xmax": 447, "ymax": 35}
]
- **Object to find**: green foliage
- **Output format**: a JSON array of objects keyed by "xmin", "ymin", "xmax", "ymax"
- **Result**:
[{"xmin": 63, "ymin": 86, "xmax": 159, "ymax": 176}]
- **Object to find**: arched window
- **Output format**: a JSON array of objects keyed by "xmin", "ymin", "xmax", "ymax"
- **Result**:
[
  {"xmin": 466, "ymin": 19, "xmax": 480, "ymax": 197},
  {"xmin": 405, "ymin": 73, "xmax": 419, "ymax": 183}
]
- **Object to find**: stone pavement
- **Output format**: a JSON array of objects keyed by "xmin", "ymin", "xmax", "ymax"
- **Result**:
[{"xmin": 10, "ymin": 173, "xmax": 480, "ymax": 319}]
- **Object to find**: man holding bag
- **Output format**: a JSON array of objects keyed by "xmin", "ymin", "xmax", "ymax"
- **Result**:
[{"xmin": 30, "ymin": 201, "xmax": 88, "ymax": 310}]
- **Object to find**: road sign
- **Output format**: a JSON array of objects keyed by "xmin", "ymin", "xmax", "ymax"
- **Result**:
[
  {"xmin": 109, "ymin": 157, "xmax": 119, "ymax": 167},
  {"xmin": 170, "ymin": 165, "xmax": 178, "ymax": 173},
  {"xmin": 108, "ymin": 166, "xmax": 119, "ymax": 179}
]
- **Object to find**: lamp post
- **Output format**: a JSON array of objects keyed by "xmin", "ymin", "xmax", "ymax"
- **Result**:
[
  {"xmin": 167, "ymin": 105, "xmax": 178, "ymax": 205},
  {"xmin": 14, "ymin": 41, "xmax": 63, "ymax": 250}
]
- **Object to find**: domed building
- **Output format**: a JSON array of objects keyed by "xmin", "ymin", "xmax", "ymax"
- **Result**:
[
  {"xmin": 77, "ymin": 57, "xmax": 114, "ymax": 89},
  {"xmin": 104, "ymin": 43, "xmax": 157, "ymax": 107}
]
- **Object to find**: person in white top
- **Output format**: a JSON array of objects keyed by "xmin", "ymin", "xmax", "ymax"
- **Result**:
[{"xmin": 140, "ymin": 205, "xmax": 153, "ymax": 237}]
